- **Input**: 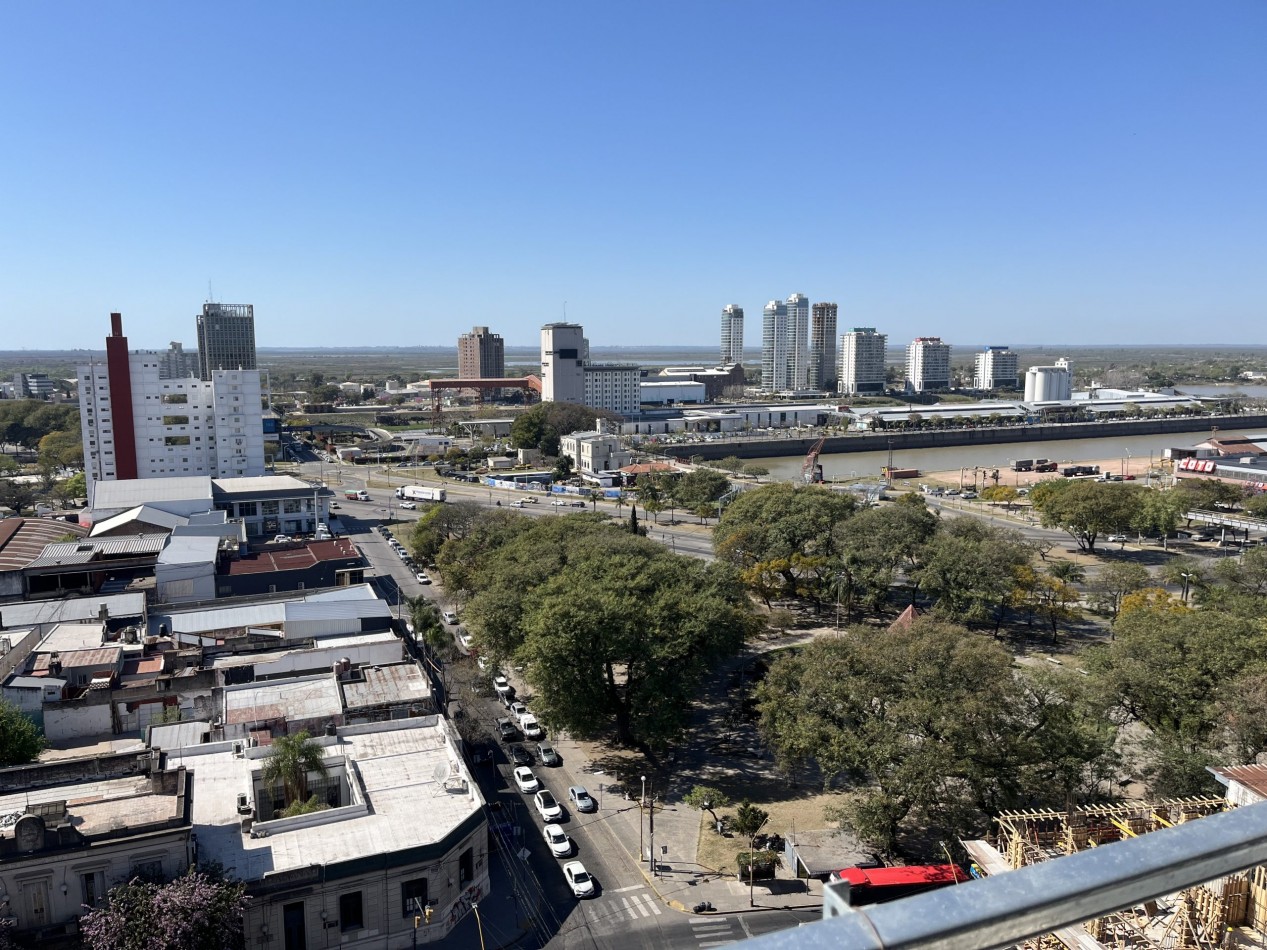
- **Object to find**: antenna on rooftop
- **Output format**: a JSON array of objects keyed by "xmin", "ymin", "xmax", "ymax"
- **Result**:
[{"xmin": 208, "ymin": 280, "xmax": 214, "ymax": 303}]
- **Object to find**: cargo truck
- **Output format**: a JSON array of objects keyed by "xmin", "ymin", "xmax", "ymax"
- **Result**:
[
  {"xmin": 396, "ymin": 485, "xmax": 446, "ymax": 503},
  {"xmin": 344, "ymin": 489, "xmax": 369, "ymax": 501}
]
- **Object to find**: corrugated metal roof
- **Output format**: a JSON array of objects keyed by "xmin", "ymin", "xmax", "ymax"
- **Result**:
[
  {"xmin": 341, "ymin": 663, "xmax": 432, "ymax": 710},
  {"xmin": 0, "ymin": 593, "xmax": 146, "ymax": 626},
  {"xmin": 1211, "ymin": 764, "xmax": 1267, "ymax": 800},
  {"xmin": 0, "ymin": 518, "xmax": 90, "ymax": 570},
  {"xmin": 90, "ymin": 504, "xmax": 188, "ymax": 536},
  {"xmin": 158, "ymin": 583, "xmax": 387, "ymax": 634},
  {"xmin": 27, "ymin": 533, "xmax": 168, "ymax": 568},
  {"xmin": 158, "ymin": 535, "xmax": 220, "ymax": 564}
]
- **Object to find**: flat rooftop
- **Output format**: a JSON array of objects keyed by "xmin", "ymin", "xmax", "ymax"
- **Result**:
[
  {"xmin": 0, "ymin": 773, "xmax": 182, "ymax": 839},
  {"xmin": 167, "ymin": 718, "xmax": 483, "ymax": 880},
  {"xmin": 222, "ymin": 675, "xmax": 343, "ymax": 726}
]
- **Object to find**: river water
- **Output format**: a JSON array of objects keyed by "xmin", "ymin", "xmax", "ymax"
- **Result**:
[{"xmin": 757, "ymin": 427, "xmax": 1267, "ymax": 483}]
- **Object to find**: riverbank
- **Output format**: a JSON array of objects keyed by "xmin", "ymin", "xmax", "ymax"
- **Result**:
[{"xmin": 654, "ymin": 412, "xmax": 1267, "ymax": 463}]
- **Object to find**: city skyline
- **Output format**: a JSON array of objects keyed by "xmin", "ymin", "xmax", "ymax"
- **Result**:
[{"xmin": 1, "ymin": 2, "xmax": 1263, "ymax": 349}]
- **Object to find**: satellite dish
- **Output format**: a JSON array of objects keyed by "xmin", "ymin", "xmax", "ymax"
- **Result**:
[{"xmin": 431, "ymin": 762, "xmax": 449, "ymax": 783}]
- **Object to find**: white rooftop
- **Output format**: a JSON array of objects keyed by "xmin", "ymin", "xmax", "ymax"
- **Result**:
[
  {"xmin": 167, "ymin": 718, "xmax": 483, "ymax": 880},
  {"xmin": 155, "ymin": 583, "xmax": 389, "ymax": 637},
  {"xmin": 90, "ymin": 504, "xmax": 190, "ymax": 537},
  {"xmin": 222, "ymin": 674, "xmax": 343, "ymax": 726},
  {"xmin": 92, "ymin": 476, "xmax": 214, "ymax": 510},
  {"xmin": 34, "ymin": 621, "xmax": 107, "ymax": 654},
  {"xmin": 0, "ymin": 592, "xmax": 146, "ymax": 627},
  {"xmin": 212, "ymin": 475, "xmax": 313, "ymax": 495},
  {"xmin": 157, "ymin": 534, "xmax": 220, "ymax": 565}
]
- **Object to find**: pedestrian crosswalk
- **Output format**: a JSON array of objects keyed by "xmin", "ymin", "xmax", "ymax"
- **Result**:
[
  {"xmin": 690, "ymin": 915, "xmax": 739, "ymax": 947},
  {"xmin": 616, "ymin": 889, "xmax": 663, "ymax": 919}
]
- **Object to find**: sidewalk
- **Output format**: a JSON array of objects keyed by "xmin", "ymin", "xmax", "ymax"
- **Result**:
[{"xmin": 549, "ymin": 733, "xmax": 824, "ymax": 917}]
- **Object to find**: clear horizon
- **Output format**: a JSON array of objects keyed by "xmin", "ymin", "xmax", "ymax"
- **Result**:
[{"xmin": 1, "ymin": 2, "xmax": 1263, "ymax": 350}]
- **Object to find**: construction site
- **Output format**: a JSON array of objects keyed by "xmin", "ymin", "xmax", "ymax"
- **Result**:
[{"xmin": 963, "ymin": 789, "xmax": 1267, "ymax": 949}]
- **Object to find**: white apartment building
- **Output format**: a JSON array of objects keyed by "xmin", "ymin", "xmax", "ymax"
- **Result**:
[
  {"xmin": 760, "ymin": 300, "xmax": 790, "ymax": 391},
  {"xmin": 973, "ymin": 346, "xmax": 1019, "ymax": 390},
  {"xmin": 583, "ymin": 363, "xmax": 641, "ymax": 415},
  {"xmin": 79, "ymin": 313, "xmax": 265, "ymax": 504},
  {"xmin": 905, "ymin": 337, "xmax": 952, "ymax": 392},
  {"xmin": 720, "ymin": 304, "xmax": 745, "ymax": 365},
  {"xmin": 838, "ymin": 327, "xmax": 888, "ymax": 395},
  {"xmin": 786, "ymin": 293, "xmax": 810, "ymax": 390}
]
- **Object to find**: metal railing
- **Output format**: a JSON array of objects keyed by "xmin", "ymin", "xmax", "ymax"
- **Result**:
[{"xmin": 742, "ymin": 800, "xmax": 1267, "ymax": 950}]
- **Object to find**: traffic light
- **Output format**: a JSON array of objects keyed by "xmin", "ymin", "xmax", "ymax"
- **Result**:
[
  {"xmin": 414, "ymin": 915, "xmax": 421, "ymax": 929},
  {"xmin": 424, "ymin": 906, "xmax": 433, "ymax": 925}
]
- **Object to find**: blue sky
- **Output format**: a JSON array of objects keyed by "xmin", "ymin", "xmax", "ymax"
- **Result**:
[{"xmin": 1, "ymin": 2, "xmax": 1263, "ymax": 350}]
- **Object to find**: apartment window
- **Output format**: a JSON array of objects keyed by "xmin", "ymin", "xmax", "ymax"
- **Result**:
[
  {"xmin": 81, "ymin": 870, "xmax": 106, "ymax": 907},
  {"xmin": 459, "ymin": 847, "xmax": 474, "ymax": 884},
  {"xmin": 339, "ymin": 891, "xmax": 363, "ymax": 932},
  {"xmin": 401, "ymin": 878, "xmax": 428, "ymax": 918}
]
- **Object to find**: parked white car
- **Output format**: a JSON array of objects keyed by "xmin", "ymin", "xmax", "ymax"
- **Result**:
[
  {"xmin": 534, "ymin": 789, "xmax": 562, "ymax": 821},
  {"xmin": 513, "ymin": 767, "xmax": 539, "ymax": 794},
  {"xmin": 543, "ymin": 823, "xmax": 571, "ymax": 858},
  {"xmin": 442, "ymin": 611, "xmax": 459, "ymax": 625}
]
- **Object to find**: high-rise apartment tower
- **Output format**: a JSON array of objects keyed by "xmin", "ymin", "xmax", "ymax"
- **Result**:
[
  {"xmin": 838, "ymin": 328, "xmax": 888, "ymax": 395},
  {"xmin": 458, "ymin": 326, "xmax": 505, "ymax": 378},
  {"xmin": 808, "ymin": 302, "xmax": 838, "ymax": 391},
  {"xmin": 786, "ymin": 293, "xmax": 810, "ymax": 390},
  {"xmin": 720, "ymin": 305, "xmax": 744, "ymax": 365},
  {"xmin": 760, "ymin": 300, "xmax": 790, "ymax": 392},
  {"xmin": 905, "ymin": 337, "xmax": 952, "ymax": 392},
  {"xmin": 196, "ymin": 303, "xmax": 256, "ymax": 381},
  {"xmin": 973, "ymin": 346, "xmax": 1019, "ymax": 390}
]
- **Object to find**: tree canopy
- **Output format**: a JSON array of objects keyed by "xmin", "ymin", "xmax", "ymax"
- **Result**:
[
  {"xmin": 509, "ymin": 402, "xmax": 621, "ymax": 456},
  {"xmin": 261, "ymin": 731, "xmax": 328, "ymax": 812},
  {"xmin": 756, "ymin": 621, "xmax": 1114, "ymax": 851},
  {"xmin": 1028, "ymin": 479, "xmax": 1142, "ymax": 551},
  {"xmin": 442, "ymin": 513, "xmax": 757, "ymax": 747},
  {"xmin": 0, "ymin": 700, "xmax": 46, "ymax": 767}
]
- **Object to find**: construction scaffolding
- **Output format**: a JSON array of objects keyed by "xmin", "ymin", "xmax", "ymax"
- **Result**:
[{"xmin": 964, "ymin": 798, "xmax": 1267, "ymax": 950}]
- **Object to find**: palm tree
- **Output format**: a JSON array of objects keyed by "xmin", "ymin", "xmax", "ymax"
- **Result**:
[
  {"xmin": 262, "ymin": 731, "xmax": 328, "ymax": 811},
  {"xmin": 1047, "ymin": 561, "xmax": 1086, "ymax": 586}
]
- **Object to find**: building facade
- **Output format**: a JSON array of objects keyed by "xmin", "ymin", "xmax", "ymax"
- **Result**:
[
  {"xmin": 79, "ymin": 314, "xmax": 266, "ymax": 502},
  {"xmin": 838, "ymin": 327, "xmax": 888, "ymax": 395},
  {"xmin": 540, "ymin": 322, "xmax": 587, "ymax": 405},
  {"xmin": 760, "ymin": 300, "xmax": 789, "ymax": 392},
  {"xmin": 808, "ymin": 302, "xmax": 839, "ymax": 392},
  {"xmin": 786, "ymin": 293, "xmax": 810, "ymax": 390},
  {"xmin": 583, "ymin": 364, "xmax": 640, "ymax": 415},
  {"xmin": 158, "ymin": 342, "xmax": 196, "ymax": 380},
  {"xmin": 196, "ymin": 303, "xmax": 256, "ymax": 380},
  {"xmin": 720, "ymin": 304, "xmax": 744, "ymax": 365},
  {"xmin": 973, "ymin": 346, "xmax": 1019, "ymax": 390},
  {"xmin": 12, "ymin": 373, "xmax": 56, "ymax": 400},
  {"xmin": 457, "ymin": 326, "xmax": 505, "ymax": 379},
  {"xmin": 905, "ymin": 337, "xmax": 952, "ymax": 392}
]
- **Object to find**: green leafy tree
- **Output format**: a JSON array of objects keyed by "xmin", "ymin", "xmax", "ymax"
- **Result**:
[
  {"xmin": 684, "ymin": 785, "xmax": 732, "ymax": 825},
  {"xmin": 510, "ymin": 402, "xmax": 621, "ymax": 456},
  {"xmin": 1029, "ymin": 479, "xmax": 1143, "ymax": 552},
  {"xmin": 758, "ymin": 621, "xmax": 1113, "ymax": 849},
  {"xmin": 1244, "ymin": 493, "xmax": 1267, "ymax": 519},
  {"xmin": 552, "ymin": 453, "xmax": 575, "ymax": 482},
  {"xmin": 261, "ymin": 730, "xmax": 328, "ymax": 811},
  {"xmin": 980, "ymin": 485, "xmax": 1019, "ymax": 510},
  {"xmin": 917, "ymin": 519, "xmax": 1032, "ymax": 628},
  {"xmin": 1085, "ymin": 605, "xmax": 1267, "ymax": 794},
  {"xmin": 445, "ymin": 517, "xmax": 757, "ymax": 746},
  {"xmin": 672, "ymin": 468, "xmax": 730, "ymax": 513},
  {"xmin": 835, "ymin": 495, "xmax": 940, "ymax": 615},
  {"xmin": 0, "ymin": 479, "xmax": 38, "ymax": 517},
  {"xmin": 54, "ymin": 470, "xmax": 87, "ymax": 506},
  {"xmin": 1130, "ymin": 489, "xmax": 1186, "ymax": 546},
  {"xmin": 38, "ymin": 428, "xmax": 83, "ymax": 469},
  {"xmin": 0, "ymin": 699, "xmax": 46, "ymax": 767},
  {"xmin": 1172, "ymin": 477, "xmax": 1247, "ymax": 513}
]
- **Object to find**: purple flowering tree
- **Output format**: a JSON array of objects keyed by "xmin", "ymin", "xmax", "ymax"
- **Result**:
[{"xmin": 79, "ymin": 869, "xmax": 248, "ymax": 950}]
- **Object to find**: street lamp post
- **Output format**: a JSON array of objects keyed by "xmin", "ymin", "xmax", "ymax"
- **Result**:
[
  {"xmin": 748, "ymin": 814, "xmax": 771, "ymax": 907},
  {"xmin": 640, "ymin": 775, "xmax": 646, "ymax": 865}
]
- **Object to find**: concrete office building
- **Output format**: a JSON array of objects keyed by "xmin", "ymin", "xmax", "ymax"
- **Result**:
[
  {"xmin": 905, "ymin": 337, "xmax": 952, "ymax": 392},
  {"xmin": 808, "ymin": 302, "xmax": 838, "ymax": 392},
  {"xmin": 541, "ymin": 322, "xmax": 638, "ymax": 415},
  {"xmin": 457, "ymin": 325, "xmax": 505, "ymax": 379},
  {"xmin": 158, "ymin": 341, "xmax": 196, "ymax": 380},
  {"xmin": 541, "ymin": 322, "xmax": 588, "ymax": 404},
  {"xmin": 196, "ymin": 303, "xmax": 256, "ymax": 380},
  {"xmin": 12, "ymin": 373, "xmax": 56, "ymax": 400},
  {"xmin": 720, "ymin": 304, "xmax": 745, "ymax": 365},
  {"xmin": 838, "ymin": 327, "xmax": 888, "ymax": 395},
  {"xmin": 786, "ymin": 293, "xmax": 811, "ymax": 390},
  {"xmin": 1025, "ymin": 358, "xmax": 1074, "ymax": 402},
  {"xmin": 973, "ymin": 346, "xmax": 1019, "ymax": 390},
  {"xmin": 79, "ymin": 314, "xmax": 266, "ymax": 503},
  {"xmin": 760, "ymin": 300, "xmax": 790, "ymax": 392}
]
